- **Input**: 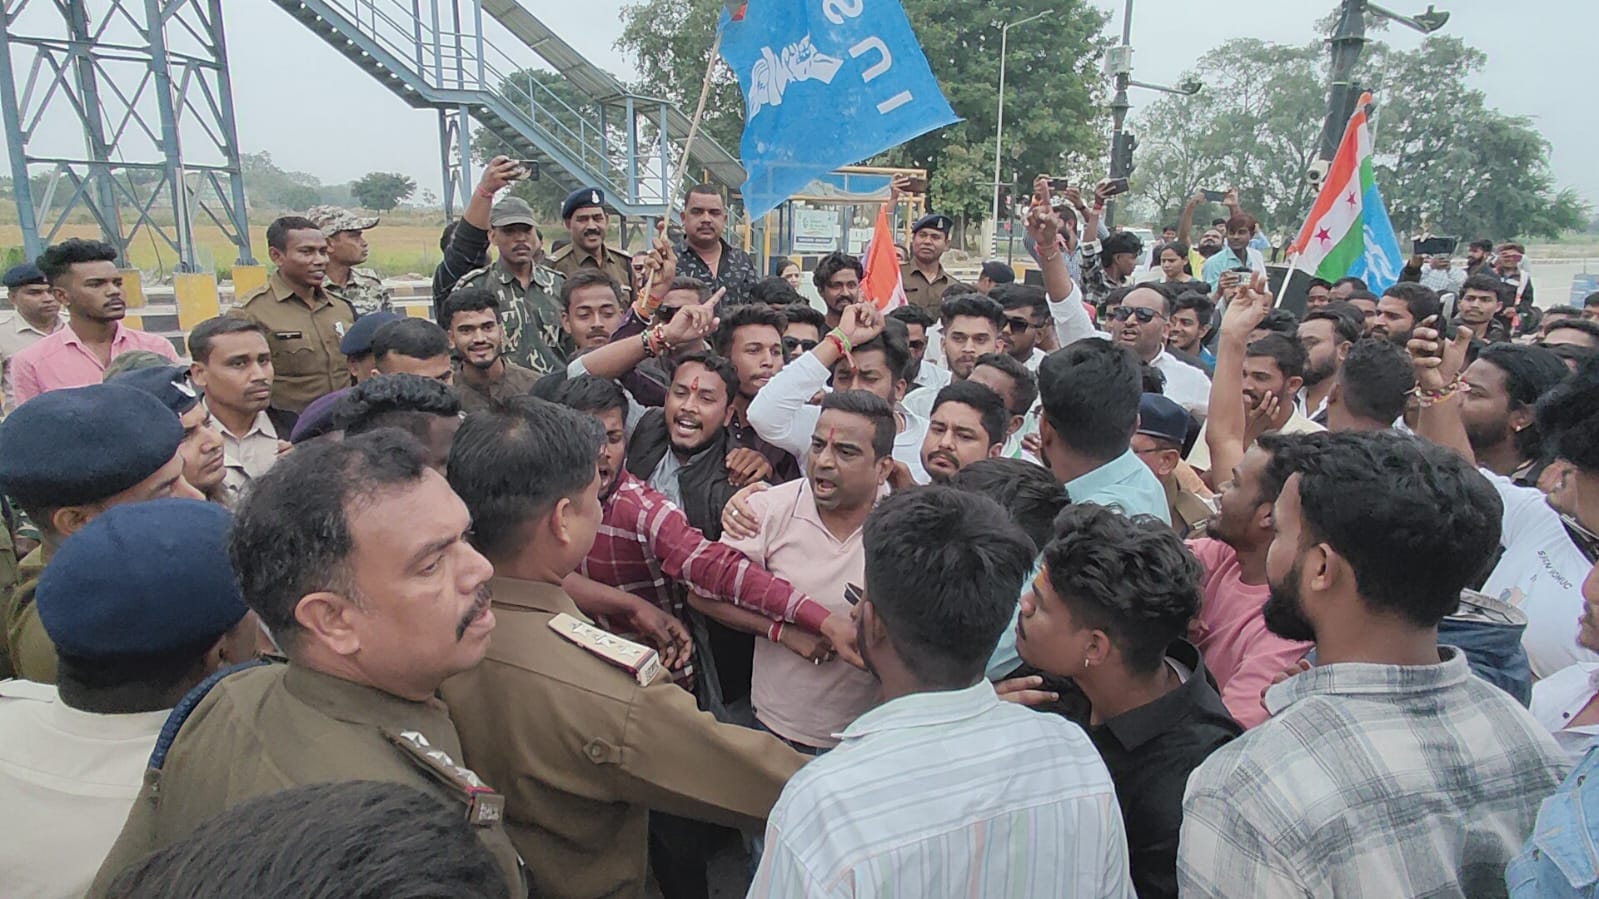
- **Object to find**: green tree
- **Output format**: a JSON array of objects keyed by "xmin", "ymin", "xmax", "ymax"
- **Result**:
[
  {"xmin": 240, "ymin": 151, "xmax": 336, "ymax": 211},
  {"xmin": 350, "ymin": 172, "xmax": 416, "ymax": 212},
  {"xmin": 616, "ymin": 0, "xmax": 1109, "ymax": 228}
]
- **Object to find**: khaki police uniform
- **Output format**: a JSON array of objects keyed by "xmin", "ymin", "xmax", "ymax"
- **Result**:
[
  {"xmin": 2, "ymin": 547, "xmax": 52, "ymax": 683},
  {"xmin": 1167, "ymin": 462, "xmax": 1217, "ymax": 540},
  {"xmin": 449, "ymin": 262, "xmax": 570, "ymax": 376},
  {"xmin": 545, "ymin": 241, "xmax": 634, "ymax": 304},
  {"xmin": 453, "ymin": 359, "xmax": 541, "ymax": 415},
  {"xmin": 323, "ymin": 266, "xmax": 392, "ymax": 317},
  {"xmin": 228, "ymin": 273, "xmax": 355, "ymax": 414},
  {"xmin": 88, "ymin": 661, "xmax": 524, "ymax": 897},
  {"xmin": 901, "ymin": 262, "xmax": 963, "ymax": 313},
  {"xmin": 440, "ymin": 577, "xmax": 806, "ymax": 899}
]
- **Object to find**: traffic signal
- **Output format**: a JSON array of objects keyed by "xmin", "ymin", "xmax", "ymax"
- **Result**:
[{"xmin": 1111, "ymin": 132, "xmax": 1138, "ymax": 178}]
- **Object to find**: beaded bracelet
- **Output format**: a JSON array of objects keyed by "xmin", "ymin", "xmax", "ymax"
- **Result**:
[
  {"xmin": 824, "ymin": 328, "xmax": 853, "ymax": 356},
  {"xmin": 1415, "ymin": 375, "xmax": 1463, "ymax": 407}
]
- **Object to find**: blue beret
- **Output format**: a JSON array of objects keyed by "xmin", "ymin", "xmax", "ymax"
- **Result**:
[
  {"xmin": 561, "ymin": 187, "xmax": 606, "ymax": 221},
  {"xmin": 37, "ymin": 498, "xmax": 247, "ymax": 658},
  {"xmin": 289, "ymin": 387, "xmax": 349, "ymax": 444},
  {"xmin": 339, "ymin": 310, "xmax": 405, "ymax": 356},
  {"xmin": 0, "ymin": 384, "xmax": 183, "ymax": 509},
  {"xmin": 1136, "ymin": 393, "xmax": 1191, "ymax": 446},
  {"xmin": 912, "ymin": 213, "xmax": 953, "ymax": 235},
  {"xmin": 109, "ymin": 364, "xmax": 200, "ymax": 417},
  {"xmin": 3, "ymin": 262, "xmax": 46, "ymax": 288}
]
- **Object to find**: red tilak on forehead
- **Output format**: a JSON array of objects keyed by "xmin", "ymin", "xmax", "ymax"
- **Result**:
[
  {"xmin": 827, "ymin": 426, "xmax": 836, "ymax": 444},
  {"xmin": 690, "ymin": 375, "xmax": 701, "ymax": 393}
]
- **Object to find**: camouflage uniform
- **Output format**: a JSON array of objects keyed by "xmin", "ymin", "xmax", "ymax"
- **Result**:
[
  {"xmin": 306, "ymin": 206, "xmax": 392, "ymax": 317},
  {"xmin": 449, "ymin": 262, "xmax": 571, "ymax": 375}
]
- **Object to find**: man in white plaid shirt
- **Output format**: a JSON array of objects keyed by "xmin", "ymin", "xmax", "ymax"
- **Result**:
[{"xmin": 1178, "ymin": 431, "xmax": 1568, "ymax": 897}]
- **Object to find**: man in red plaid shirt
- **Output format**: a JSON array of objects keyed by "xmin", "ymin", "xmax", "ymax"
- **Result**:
[{"xmin": 553, "ymin": 376, "xmax": 862, "ymax": 693}]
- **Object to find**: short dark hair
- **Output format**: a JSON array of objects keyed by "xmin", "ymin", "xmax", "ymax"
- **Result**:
[
  {"xmin": 748, "ymin": 276, "xmax": 803, "ymax": 307},
  {"xmin": 1382, "ymin": 281, "xmax": 1441, "ymax": 324},
  {"xmin": 887, "ymin": 304, "xmax": 935, "ymax": 330},
  {"xmin": 1307, "ymin": 277, "xmax": 1333, "ymax": 292},
  {"xmin": 1332, "ymin": 276, "xmax": 1368, "ymax": 292},
  {"xmin": 1469, "ymin": 238, "xmax": 1493, "ymax": 254},
  {"xmin": 991, "ymin": 284, "xmax": 1048, "ymax": 320},
  {"xmin": 1460, "ymin": 273, "xmax": 1509, "ymax": 306},
  {"xmin": 668, "ymin": 350, "xmax": 740, "ymax": 405},
  {"xmin": 781, "ymin": 302, "xmax": 826, "ymax": 334},
  {"xmin": 559, "ymin": 269, "xmax": 624, "ymax": 310},
  {"xmin": 1273, "ymin": 430, "xmax": 1503, "ymax": 627},
  {"xmin": 973, "ymin": 351, "xmax": 1038, "ymax": 415},
  {"xmin": 56, "ymin": 633, "xmax": 223, "ymax": 714},
  {"xmin": 266, "ymin": 216, "xmax": 322, "ymax": 252},
  {"xmin": 1476, "ymin": 344, "xmax": 1569, "ymax": 461},
  {"xmin": 437, "ymin": 286, "xmax": 502, "ymax": 331},
  {"xmin": 1584, "ymin": 292, "xmax": 1599, "ymax": 310},
  {"xmin": 1042, "ymin": 504, "xmax": 1202, "ymax": 675},
  {"xmin": 812, "ymin": 251, "xmax": 864, "ymax": 290},
  {"xmin": 103, "ymin": 781, "xmax": 510, "ymax": 899},
  {"xmin": 1345, "ymin": 288, "xmax": 1380, "ymax": 304},
  {"xmin": 931, "ymin": 379, "xmax": 1010, "ymax": 446},
  {"xmin": 940, "ymin": 293, "xmax": 1004, "ymax": 331},
  {"xmin": 1545, "ymin": 319, "xmax": 1599, "ymax": 345},
  {"xmin": 846, "ymin": 317, "xmax": 912, "ymax": 382},
  {"xmin": 819, "ymin": 389, "xmax": 895, "ymax": 458},
  {"xmin": 1304, "ymin": 303, "xmax": 1364, "ymax": 344},
  {"xmin": 334, "ymin": 373, "xmax": 461, "ymax": 437},
  {"xmin": 37, "ymin": 238, "xmax": 118, "ymax": 284},
  {"xmin": 1037, "ymin": 338, "xmax": 1141, "ymax": 459},
  {"xmin": 665, "ymin": 276, "xmax": 711, "ymax": 302},
  {"xmin": 1254, "ymin": 431, "xmax": 1323, "ymax": 511},
  {"xmin": 1545, "ymin": 305, "xmax": 1583, "ymax": 319},
  {"xmin": 684, "ymin": 183, "xmax": 723, "ymax": 205},
  {"xmin": 188, "ymin": 316, "xmax": 268, "ymax": 363},
  {"xmin": 551, "ymin": 375, "xmax": 629, "ymax": 419},
  {"xmin": 948, "ymin": 458, "xmax": 1070, "ymax": 552},
  {"xmin": 1141, "ymin": 363, "xmax": 1167, "ymax": 395},
  {"xmin": 1246, "ymin": 333, "xmax": 1307, "ymax": 381},
  {"xmin": 1538, "ymin": 356, "xmax": 1599, "ymax": 472},
  {"xmin": 1337, "ymin": 338, "xmax": 1414, "ymax": 424},
  {"xmin": 1172, "ymin": 291, "xmax": 1214, "ymax": 326},
  {"xmin": 447, "ymin": 397, "xmax": 603, "ymax": 560},
  {"xmin": 862, "ymin": 487, "xmax": 1035, "ymax": 688},
  {"xmin": 229, "ymin": 430, "xmax": 431, "ymax": 651},
  {"xmin": 712, "ymin": 303, "xmax": 786, "ymax": 357},
  {"xmin": 1100, "ymin": 231, "xmax": 1143, "ymax": 265},
  {"xmin": 1255, "ymin": 308, "xmax": 1300, "ymax": 338},
  {"xmin": 1225, "ymin": 213, "xmax": 1257, "ymax": 233},
  {"xmin": 1497, "ymin": 241, "xmax": 1526, "ymax": 254},
  {"xmin": 372, "ymin": 318, "xmax": 450, "ymax": 362}
]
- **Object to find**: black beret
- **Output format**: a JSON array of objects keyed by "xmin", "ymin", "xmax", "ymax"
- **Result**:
[
  {"xmin": 338, "ymin": 310, "xmax": 405, "ymax": 356},
  {"xmin": 37, "ymin": 498, "xmax": 247, "ymax": 658},
  {"xmin": 0, "ymin": 384, "xmax": 183, "ymax": 509},
  {"xmin": 911, "ymin": 213, "xmax": 953, "ymax": 235},
  {"xmin": 562, "ymin": 187, "xmax": 607, "ymax": 221},
  {"xmin": 108, "ymin": 364, "xmax": 200, "ymax": 417},
  {"xmin": 3, "ymin": 262, "xmax": 46, "ymax": 288}
]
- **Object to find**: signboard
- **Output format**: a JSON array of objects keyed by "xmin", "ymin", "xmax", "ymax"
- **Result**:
[{"xmin": 793, "ymin": 207, "xmax": 840, "ymax": 253}]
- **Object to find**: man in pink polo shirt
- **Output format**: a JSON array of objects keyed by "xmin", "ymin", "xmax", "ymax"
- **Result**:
[
  {"xmin": 11, "ymin": 239, "xmax": 176, "ymax": 404},
  {"xmin": 1187, "ymin": 434, "xmax": 1314, "ymax": 727}
]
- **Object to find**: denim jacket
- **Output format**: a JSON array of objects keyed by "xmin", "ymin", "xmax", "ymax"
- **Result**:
[{"xmin": 1509, "ymin": 741, "xmax": 1599, "ymax": 897}]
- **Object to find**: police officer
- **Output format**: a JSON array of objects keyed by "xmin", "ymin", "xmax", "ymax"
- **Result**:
[
  {"xmin": 902, "ymin": 212, "xmax": 964, "ymax": 313},
  {"xmin": 306, "ymin": 205, "xmax": 393, "ymax": 317},
  {"xmin": 0, "ymin": 262, "xmax": 65, "ymax": 412},
  {"xmin": 545, "ymin": 187, "xmax": 634, "ymax": 304},
  {"xmin": 443, "ymin": 400, "xmax": 804, "ymax": 899},
  {"xmin": 0, "ymin": 384, "xmax": 198, "ymax": 681},
  {"xmin": 109, "ymin": 364, "xmax": 228, "ymax": 504},
  {"xmin": 0, "ymin": 499, "xmax": 260, "ymax": 897},
  {"xmin": 229, "ymin": 215, "xmax": 356, "ymax": 413},
  {"xmin": 1131, "ymin": 393, "xmax": 1214, "ymax": 538},
  {"xmin": 337, "ymin": 309, "xmax": 405, "ymax": 385},
  {"xmin": 449, "ymin": 196, "xmax": 569, "ymax": 375},
  {"xmin": 87, "ymin": 431, "xmax": 524, "ymax": 897}
]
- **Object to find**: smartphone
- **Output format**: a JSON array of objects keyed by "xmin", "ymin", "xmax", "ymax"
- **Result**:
[
  {"xmin": 1102, "ymin": 177, "xmax": 1130, "ymax": 197},
  {"xmin": 1201, "ymin": 188, "xmax": 1228, "ymax": 202},
  {"xmin": 1049, "ymin": 177, "xmax": 1072, "ymax": 192},
  {"xmin": 902, "ymin": 175, "xmax": 928, "ymax": 194},
  {"xmin": 509, "ymin": 160, "xmax": 540, "ymax": 181}
]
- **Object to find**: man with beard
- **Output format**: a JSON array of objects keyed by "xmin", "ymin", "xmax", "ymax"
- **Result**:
[
  {"xmin": 672, "ymin": 184, "xmax": 758, "ymax": 305},
  {"xmin": 439, "ymin": 287, "xmax": 538, "ymax": 414},
  {"xmin": 1453, "ymin": 274, "xmax": 1512, "ymax": 344},
  {"xmin": 1297, "ymin": 304, "xmax": 1361, "ymax": 423},
  {"xmin": 752, "ymin": 488, "xmax": 1133, "ymax": 899},
  {"xmin": 902, "ymin": 294, "xmax": 1004, "ymax": 421},
  {"xmin": 920, "ymin": 380, "xmax": 1007, "ymax": 484},
  {"xmin": 1178, "ymin": 431, "xmax": 1566, "ymax": 898},
  {"xmin": 1465, "ymin": 238, "xmax": 1493, "ymax": 276},
  {"xmin": 1194, "ymin": 227, "xmax": 1225, "ymax": 265},
  {"xmin": 1329, "ymin": 276, "xmax": 1367, "ymax": 303},
  {"xmin": 1108, "ymin": 285, "xmax": 1211, "ymax": 417},
  {"xmin": 558, "ymin": 270, "xmax": 625, "ymax": 354},
  {"xmin": 712, "ymin": 303, "xmax": 799, "ymax": 486},
  {"xmin": 1200, "ymin": 213, "xmax": 1266, "ymax": 292},
  {"xmin": 813, "ymin": 251, "xmax": 864, "ymax": 331},
  {"xmin": 780, "ymin": 303, "xmax": 826, "ymax": 365},
  {"xmin": 449, "ymin": 196, "xmax": 569, "ymax": 375},
  {"xmin": 441, "ymin": 398, "xmax": 806, "ymax": 899},
  {"xmin": 88, "ymin": 431, "xmax": 526, "ymax": 896},
  {"xmin": 0, "ymin": 262, "xmax": 65, "ymax": 411},
  {"xmin": 12, "ymin": 239, "xmax": 178, "ymax": 405},
  {"xmin": 993, "ymin": 284, "xmax": 1050, "ymax": 372},
  {"xmin": 900, "ymin": 213, "xmax": 964, "ymax": 314},
  {"xmin": 545, "ymin": 188, "xmax": 634, "ymax": 305},
  {"xmin": 1188, "ymin": 333, "xmax": 1322, "ymax": 478},
  {"xmin": 1371, "ymin": 281, "xmax": 1441, "ymax": 346},
  {"xmin": 1457, "ymin": 344, "xmax": 1569, "ymax": 486},
  {"xmin": 188, "ymin": 317, "xmax": 296, "ymax": 505},
  {"xmin": 747, "ymin": 305, "xmax": 930, "ymax": 485}
]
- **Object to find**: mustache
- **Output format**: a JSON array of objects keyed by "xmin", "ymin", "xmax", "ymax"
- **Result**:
[
  {"xmin": 456, "ymin": 584, "xmax": 493, "ymax": 640},
  {"xmin": 928, "ymin": 450, "xmax": 959, "ymax": 467}
]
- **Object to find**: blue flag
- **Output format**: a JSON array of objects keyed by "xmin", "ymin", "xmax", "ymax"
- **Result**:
[
  {"xmin": 1346, "ymin": 180, "xmax": 1404, "ymax": 294},
  {"xmin": 718, "ymin": 1, "xmax": 960, "ymax": 220}
]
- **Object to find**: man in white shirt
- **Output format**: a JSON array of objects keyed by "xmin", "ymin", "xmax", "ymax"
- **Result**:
[
  {"xmin": 0, "ymin": 499, "xmax": 261, "ymax": 898},
  {"xmin": 901, "ymin": 294, "xmax": 1004, "ymax": 421},
  {"xmin": 1110, "ymin": 286, "xmax": 1211, "ymax": 417},
  {"xmin": 750, "ymin": 487, "xmax": 1133, "ymax": 899},
  {"xmin": 747, "ymin": 304, "xmax": 930, "ymax": 484}
]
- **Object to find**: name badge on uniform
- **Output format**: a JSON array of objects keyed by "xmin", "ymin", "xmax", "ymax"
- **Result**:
[
  {"xmin": 383, "ymin": 728, "xmax": 507, "ymax": 828},
  {"xmin": 334, "ymin": 321, "xmax": 347, "ymax": 338},
  {"xmin": 273, "ymin": 330, "xmax": 303, "ymax": 341}
]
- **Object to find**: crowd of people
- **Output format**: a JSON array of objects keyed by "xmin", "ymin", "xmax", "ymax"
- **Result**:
[{"xmin": 0, "ymin": 154, "xmax": 1597, "ymax": 899}]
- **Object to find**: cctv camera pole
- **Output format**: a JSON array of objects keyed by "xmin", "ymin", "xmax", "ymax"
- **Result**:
[
  {"xmin": 1104, "ymin": 0, "xmax": 1134, "ymax": 229},
  {"xmin": 1316, "ymin": 0, "xmax": 1368, "ymax": 170}
]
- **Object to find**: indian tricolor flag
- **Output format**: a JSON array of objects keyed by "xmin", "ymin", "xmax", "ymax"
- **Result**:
[
  {"xmin": 1288, "ymin": 92, "xmax": 1402, "ymax": 293},
  {"xmin": 862, "ymin": 202, "xmax": 906, "ymax": 311}
]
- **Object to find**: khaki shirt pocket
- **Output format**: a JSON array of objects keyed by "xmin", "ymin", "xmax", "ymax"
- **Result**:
[{"xmin": 269, "ymin": 330, "xmax": 320, "ymax": 377}]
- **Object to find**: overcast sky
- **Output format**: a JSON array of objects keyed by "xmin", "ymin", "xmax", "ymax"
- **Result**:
[{"xmin": 12, "ymin": 0, "xmax": 1597, "ymax": 207}]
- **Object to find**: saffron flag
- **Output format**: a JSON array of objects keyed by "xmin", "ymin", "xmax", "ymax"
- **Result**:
[
  {"xmin": 1288, "ymin": 93, "xmax": 1403, "ymax": 293},
  {"xmin": 862, "ymin": 203, "xmax": 905, "ymax": 311},
  {"xmin": 718, "ymin": 1, "xmax": 959, "ymax": 220}
]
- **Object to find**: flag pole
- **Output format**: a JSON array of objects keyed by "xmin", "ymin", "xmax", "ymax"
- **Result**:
[
  {"xmin": 1273, "ymin": 252, "xmax": 1300, "ymax": 309},
  {"xmin": 644, "ymin": 19, "xmax": 726, "ymax": 306}
]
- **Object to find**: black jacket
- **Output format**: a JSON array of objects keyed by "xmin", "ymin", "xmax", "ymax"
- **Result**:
[{"xmin": 625, "ymin": 408, "xmax": 737, "ymax": 540}]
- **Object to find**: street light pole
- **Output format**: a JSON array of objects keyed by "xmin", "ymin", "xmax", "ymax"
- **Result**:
[
  {"xmin": 1104, "ymin": 0, "xmax": 1134, "ymax": 228},
  {"xmin": 991, "ymin": 10, "xmax": 1052, "ymax": 244}
]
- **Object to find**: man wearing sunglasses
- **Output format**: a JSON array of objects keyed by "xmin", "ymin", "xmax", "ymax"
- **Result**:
[
  {"xmin": 1113, "ymin": 286, "xmax": 1212, "ymax": 417},
  {"xmin": 779, "ymin": 303, "xmax": 826, "ymax": 365},
  {"xmin": 993, "ymin": 285, "xmax": 1050, "ymax": 372}
]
